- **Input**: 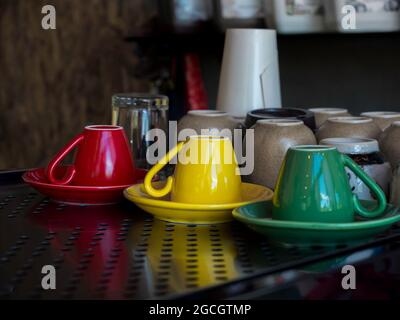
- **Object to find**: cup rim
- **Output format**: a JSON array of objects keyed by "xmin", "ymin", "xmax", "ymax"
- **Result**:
[
  {"xmin": 361, "ymin": 111, "xmax": 400, "ymax": 119},
  {"xmin": 320, "ymin": 137, "xmax": 379, "ymax": 154},
  {"xmin": 290, "ymin": 145, "xmax": 336, "ymax": 152},
  {"xmin": 188, "ymin": 110, "xmax": 228, "ymax": 117},
  {"xmin": 327, "ymin": 116, "xmax": 372, "ymax": 124},
  {"xmin": 309, "ymin": 108, "xmax": 348, "ymax": 114},
  {"xmin": 111, "ymin": 93, "xmax": 169, "ymax": 109},
  {"xmin": 85, "ymin": 125, "xmax": 123, "ymax": 131},
  {"xmin": 187, "ymin": 135, "xmax": 230, "ymax": 141},
  {"xmin": 257, "ymin": 119, "xmax": 304, "ymax": 126},
  {"xmin": 227, "ymin": 28, "xmax": 277, "ymax": 34}
]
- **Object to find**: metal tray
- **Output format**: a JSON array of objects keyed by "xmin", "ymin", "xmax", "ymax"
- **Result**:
[{"xmin": 0, "ymin": 170, "xmax": 400, "ymax": 299}]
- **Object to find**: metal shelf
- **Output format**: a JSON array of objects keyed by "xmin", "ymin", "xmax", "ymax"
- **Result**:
[{"xmin": 1, "ymin": 170, "xmax": 400, "ymax": 299}]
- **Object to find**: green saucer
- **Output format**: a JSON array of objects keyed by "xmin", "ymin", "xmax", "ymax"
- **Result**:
[{"xmin": 233, "ymin": 200, "xmax": 400, "ymax": 247}]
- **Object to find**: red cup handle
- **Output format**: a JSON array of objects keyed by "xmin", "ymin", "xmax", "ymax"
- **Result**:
[{"xmin": 46, "ymin": 133, "xmax": 85, "ymax": 185}]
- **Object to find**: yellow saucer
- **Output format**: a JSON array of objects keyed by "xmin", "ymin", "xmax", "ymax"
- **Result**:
[{"xmin": 123, "ymin": 181, "xmax": 273, "ymax": 224}]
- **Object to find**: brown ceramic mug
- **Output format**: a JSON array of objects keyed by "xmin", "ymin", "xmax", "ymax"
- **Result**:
[
  {"xmin": 309, "ymin": 108, "xmax": 350, "ymax": 128},
  {"xmin": 244, "ymin": 119, "xmax": 316, "ymax": 189},
  {"xmin": 177, "ymin": 110, "xmax": 240, "ymax": 141},
  {"xmin": 361, "ymin": 111, "xmax": 400, "ymax": 131},
  {"xmin": 316, "ymin": 116, "xmax": 381, "ymax": 142},
  {"xmin": 379, "ymin": 121, "xmax": 400, "ymax": 168},
  {"xmin": 391, "ymin": 164, "xmax": 400, "ymax": 207}
]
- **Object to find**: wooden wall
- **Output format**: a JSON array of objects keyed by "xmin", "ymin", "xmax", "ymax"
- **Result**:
[
  {"xmin": 3, "ymin": 1, "xmax": 400, "ymax": 170},
  {"xmin": 0, "ymin": 0, "xmax": 158, "ymax": 169}
]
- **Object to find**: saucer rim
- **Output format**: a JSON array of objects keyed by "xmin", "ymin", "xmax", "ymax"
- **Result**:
[
  {"xmin": 233, "ymin": 200, "xmax": 400, "ymax": 230},
  {"xmin": 123, "ymin": 182, "xmax": 274, "ymax": 210},
  {"xmin": 22, "ymin": 166, "xmax": 147, "ymax": 191}
]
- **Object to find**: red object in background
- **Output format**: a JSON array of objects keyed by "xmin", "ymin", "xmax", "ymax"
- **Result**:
[
  {"xmin": 184, "ymin": 53, "xmax": 209, "ymax": 111},
  {"xmin": 46, "ymin": 125, "xmax": 137, "ymax": 186},
  {"xmin": 23, "ymin": 166, "xmax": 149, "ymax": 205}
]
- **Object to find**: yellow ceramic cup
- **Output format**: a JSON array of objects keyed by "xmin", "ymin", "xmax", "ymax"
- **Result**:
[{"xmin": 144, "ymin": 135, "xmax": 242, "ymax": 204}]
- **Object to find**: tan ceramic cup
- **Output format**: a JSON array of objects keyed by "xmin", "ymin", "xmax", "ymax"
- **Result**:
[
  {"xmin": 361, "ymin": 111, "xmax": 400, "ymax": 131},
  {"xmin": 379, "ymin": 121, "xmax": 400, "ymax": 168},
  {"xmin": 244, "ymin": 119, "xmax": 316, "ymax": 189},
  {"xmin": 391, "ymin": 164, "xmax": 400, "ymax": 207},
  {"xmin": 177, "ymin": 110, "xmax": 240, "ymax": 141},
  {"xmin": 309, "ymin": 108, "xmax": 350, "ymax": 128},
  {"xmin": 316, "ymin": 116, "xmax": 381, "ymax": 142}
]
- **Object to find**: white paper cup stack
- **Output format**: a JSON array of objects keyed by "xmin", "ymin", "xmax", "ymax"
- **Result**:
[{"xmin": 217, "ymin": 28, "xmax": 282, "ymax": 117}]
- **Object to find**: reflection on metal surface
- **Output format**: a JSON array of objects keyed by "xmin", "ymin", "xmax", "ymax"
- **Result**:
[
  {"xmin": 1, "ymin": 176, "xmax": 400, "ymax": 299},
  {"xmin": 129, "ymin": 219, "xmax": 239, "ymax": 293},
  {"xmin": 27, "ymin": 202, "xmax": 131, "ymax": 299}
]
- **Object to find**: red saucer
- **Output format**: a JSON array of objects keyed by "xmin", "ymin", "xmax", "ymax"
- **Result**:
[{"xmin": 22, "ymin": 166, "xmax": 149, "ymax": 205}]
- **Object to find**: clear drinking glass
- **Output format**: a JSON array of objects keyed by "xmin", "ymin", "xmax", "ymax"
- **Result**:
[{"xmin": 112, "ymin": 93, "xmax": 169, "ymax": 169}]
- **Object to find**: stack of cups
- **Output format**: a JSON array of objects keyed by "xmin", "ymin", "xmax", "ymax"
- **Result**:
[{"xmin": 217, "ymin": 28, "xmax": 282, "ymax": 117}]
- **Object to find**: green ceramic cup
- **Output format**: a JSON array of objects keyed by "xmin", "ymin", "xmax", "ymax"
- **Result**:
[{"xmin": 272, "ymin": 145, "xmax": 387, "ymax": 223}]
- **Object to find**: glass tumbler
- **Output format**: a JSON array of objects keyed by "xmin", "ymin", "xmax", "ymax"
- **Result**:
[{"xmin": 112, "ymin": 93, "xmax": 169, "ymax": 169}]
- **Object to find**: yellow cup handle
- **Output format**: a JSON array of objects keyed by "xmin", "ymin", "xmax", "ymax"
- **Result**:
[{"xmin": 144, "ymin": 141, "xmax": 185, "ymax": 198}]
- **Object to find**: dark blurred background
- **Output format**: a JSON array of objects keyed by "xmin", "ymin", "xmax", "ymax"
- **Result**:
[{"xmin": 0, "ymin": 0, "xmax": 399, "ymax": 169}]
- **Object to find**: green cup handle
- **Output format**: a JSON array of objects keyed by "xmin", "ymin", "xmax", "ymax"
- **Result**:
[{"xmin": 341, "ymin": 154, "xmax": 387, "ymax": 218}]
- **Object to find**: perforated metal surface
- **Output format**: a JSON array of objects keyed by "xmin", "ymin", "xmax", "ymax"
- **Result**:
[{"xmin": 0, "ymin": 171, "xmax": 400, "ymax": 299}]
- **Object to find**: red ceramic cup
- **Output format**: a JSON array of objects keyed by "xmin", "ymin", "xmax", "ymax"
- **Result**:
[{"xmin": 46, "ymin": 125, "xmax": 136, "ymax": 186}]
